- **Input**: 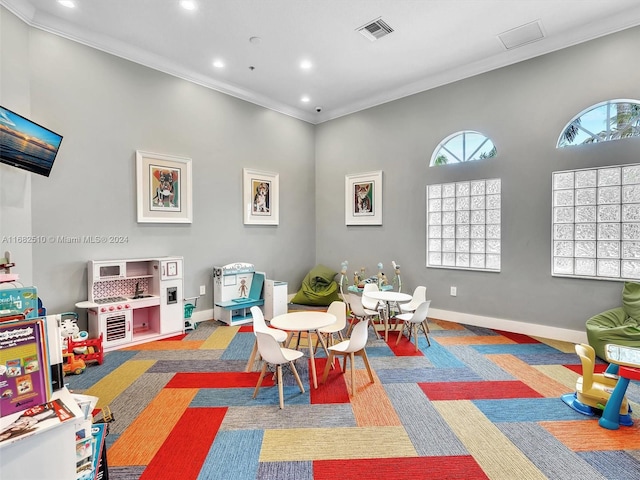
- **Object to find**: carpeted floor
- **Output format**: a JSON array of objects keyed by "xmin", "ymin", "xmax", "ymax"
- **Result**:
[{"xmin": 65, "ymin": 314, "xmax": 640, "ymax": 480}]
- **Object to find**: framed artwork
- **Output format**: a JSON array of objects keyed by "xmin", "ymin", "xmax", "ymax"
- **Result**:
[
  {"xmin": 136, "ymin": 150, "xmax": 193, "ymax": 223},
  {"xmin": 345, "ymin": 170, "xmax": 383, "ymax": 225},
  {"xmin": 243, "ymin": 168, "xmax": 279, "ymax": 225}
]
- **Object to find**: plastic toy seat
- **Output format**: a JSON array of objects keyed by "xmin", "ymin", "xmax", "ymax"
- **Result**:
[
  {"xmin": 347, "ymin": 293, "xmax": 381, "ymax": 340},
  {"xmin": 321, "ymin": 319, "xmax": 375, "ymax": 396},
  {"xmin": 315, "ymin": 301, "xmax": 347, "ymax": 355},
  {"xmin": 561, "ymin": 343, "xmax": 632, "ymax": 425},
  {"xmin": 395, "ymin": 301, "xmax": 431, "ymax": 351},
  {"xmin": 252, "ymin": 332, "xmax": 305, "ymax": 409},
  {"xmin": 245, "ymin": 306, "xmax": 288, "ymax": 372},
  {"xmin": 399, "ymin": 286, "xmax": 427, "ymax": 314}
]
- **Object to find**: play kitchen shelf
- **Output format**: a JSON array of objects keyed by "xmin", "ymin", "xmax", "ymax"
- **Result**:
[{"xmin": 83, "ymin": 257, "xmax": 184, "ymax": 351}]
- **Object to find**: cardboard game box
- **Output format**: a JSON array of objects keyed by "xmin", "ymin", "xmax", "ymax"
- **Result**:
[{"xmin": 0, "ymin": 287, "xmax": 39, "ymax": 319}]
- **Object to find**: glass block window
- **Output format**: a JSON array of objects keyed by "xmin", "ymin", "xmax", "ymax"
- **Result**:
[
  {"xmin": 552, "ymin": 163, "xmax": 640, "ymax": 281},
  {"xmin": 557, "ymin": 99, "xmax": 640, "ymax": 148},
  {"xmin": 427, "ymin": 178, "xmax": 501, "ymax": 271},
  {"xmin": 430, "ymin": 131, "xmax": 497, "ymax": 166}
]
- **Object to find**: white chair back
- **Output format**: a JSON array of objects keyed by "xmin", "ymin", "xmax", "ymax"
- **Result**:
[
  {"xmin": 400, "ymin": 286, "xmax": 427, "ymax": 312},
  {"xmin": 344, "ymin": 319, "xmax": 369, "ymax": 352},
  {"xmin": 255, "ymin": 331, "xmax": 288, "ymax": 365},
  {"xmin": 326, "ymin": 301, "xmax": 347, "ymax": 330},
  {"xmin": 348, "ymin": 293, "xmax": 368, "ymax": 318},
  {"xmin": 250, "ymin": 306, "xmax": 269, "ymax": 334},
  {"xmin": 409, "ymin": 301, "xmax": 431, "ymax": 323},
  {"xmin": 362, "ymin": 283, "xmax": 380, "ymax": 310}
]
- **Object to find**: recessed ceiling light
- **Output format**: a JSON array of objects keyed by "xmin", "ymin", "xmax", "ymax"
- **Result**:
[
  {"xmin": 301, "ymin": 96, "xmax": 310, "ymax": 103},
  {"xmin": 180, "ymin": 1, "xmax": 197, "ymax": 11},
  {"xmin": 300, "ymin": 60, "xmax": 313, "ymax": 70},
  {"xmin": 213, "ymin": 60, "xmax": 225, "ymax": 68},
  {"xmin": 249, "ymin": 36, "xmax": 262, "ymax": 45},
  {"xmin": 58, "ymin": 0, "xmax": 75, "ymax": 8}
]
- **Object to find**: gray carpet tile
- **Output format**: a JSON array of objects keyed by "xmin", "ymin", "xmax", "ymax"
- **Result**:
[
  {"xmin": 106, "ymin": 466, "xmax": 146, "ymax": 479},
  {"xmin": 368, "ymin": 355, "xmax": 434, "ymax": 370},
  {"xmin": 220, "ymin": 404, "xmax": 357, "ymax": 430},
  {"xmin": 131, "ymin": 349, "xmax": 223, "ymax": 361},
  {"xmin": 461, "ymin": 325, "xmax": 501, "ymax": 336},
  {"xmin": 577, "ymin": 450, "xmax": 640, "ymax": 479},
  {"xmin": 430, "ymin": 328, "xmax": 494, "ymax": 337},
  {"xmin": 376, "ymin": 366, "xmax": 483, "ymax": 384},
  {"xmin": 447, "ymin": 345, "xmax": 516, "ymax": 381},
  {"xmin": 184, "ymin": 320, "xmax": 223, "ymax": 340},
  {"xmin": 498, "ymin": 422, "xmax": 608, "ymax": 480},
  {"xmin": 106, "ymin": 372, "xmax": 175, "ymax": 436},
  {"xmin": 257, "ymin": 461, "xmax": 313, "ymax": 480},
  {"xmin": 517, "ymin": 352, "xmax": 588, "ymax": 365},
  {"xmin": 146, "ymin": 359, "xmax": 247, "ymax": 373},
  {"xmin": 386, "ymin": 383, "xmax": 468, "ymax": 457}
]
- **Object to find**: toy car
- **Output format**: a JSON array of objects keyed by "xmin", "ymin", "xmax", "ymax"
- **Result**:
[{"xmin": 63, "ymin": 352, "xmax": 86, "ymax": 375}]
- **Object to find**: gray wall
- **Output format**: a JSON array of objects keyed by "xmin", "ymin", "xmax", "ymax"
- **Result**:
[
  {"xmin": 1, "ymin": 7, "xmax": 317, "ymax": 317},
  {"xmin": 3, "ymin": 5, "xmax": 640, "ymax": 334},
  {"xmin": 315, "ymin": 25, "xmax": 640, "ymax": 332},
  {"xmin": 0, "ymin": 8, "xmax": 33, "ymax": 287}
]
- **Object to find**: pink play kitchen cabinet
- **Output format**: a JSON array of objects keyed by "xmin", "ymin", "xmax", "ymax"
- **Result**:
[{"xmin": 86, "ymin": 257, "xmax": 184, "ymax": 351}]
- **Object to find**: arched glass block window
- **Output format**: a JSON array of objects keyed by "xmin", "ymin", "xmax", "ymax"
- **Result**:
[
  {"xmin": 430, "ymin": 130, "xmax": 496, "ymax": 166},
  {"xmin": 558, "ymin": 99, "xmax": 640, "ymax": 148}
]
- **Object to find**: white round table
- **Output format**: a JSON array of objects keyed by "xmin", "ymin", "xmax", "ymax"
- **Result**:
[
  {"xmin": 363, "ymin": 291, "xmax": 412, "ymax": 341},
  {"xmin": 270, "ymin": 311, "xmax": 335, "ymax": 388}
]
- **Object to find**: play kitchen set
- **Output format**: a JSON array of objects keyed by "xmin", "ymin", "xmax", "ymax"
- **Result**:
[{"xmin": 81, "ymin": 257, "xmax": 184, "ymax": 351}]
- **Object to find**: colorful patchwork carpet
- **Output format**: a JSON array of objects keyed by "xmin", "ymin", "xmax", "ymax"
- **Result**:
[{"xmin": 65, "ymin": 317, "xmax": 640, "ymax": 479}]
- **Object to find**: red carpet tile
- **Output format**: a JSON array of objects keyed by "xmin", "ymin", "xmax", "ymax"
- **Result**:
[
  {"xmin": 141, "ymin": 407, "xmax": 226, "ymax": 480},
  {"xmin": 238, "ymin": 325, "xmax": 254, "ymax": 333},
  {"xmin": 564, "ymin": 364, "xmax": 609, "ymax": 375},
  {"xmin": 386, "ymin": 331, "xmax": 426, "ymax": 356},
  {"xmin": 158, "ymin": 334, "xmax": 188, "ymax": 341},
  {"xmin": 166, "ymin": 372, "xmax": 273, "ymax": 388},
  {"xmin": 492, "ymin": 330, "xmax": 540, "ymax": 344},
  {"xmin": 313, "ymin": 455, "xmax": 489, "ymax": 480},
  {"xmin": 419, "ymin": 381, "xmax": 544, "ymax": 400},
  {"xmin": 310, "ymin": 358, "xmax": 351, "ymax": 404}
]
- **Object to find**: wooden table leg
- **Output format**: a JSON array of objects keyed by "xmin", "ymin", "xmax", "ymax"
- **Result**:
[{"xmin": 308, "ymin": 329, "xmax": 322, "ymax": 388}]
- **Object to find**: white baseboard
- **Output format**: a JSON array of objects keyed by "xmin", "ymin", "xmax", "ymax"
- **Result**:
[
  {"xmin": 191, "ymin": 306, "xmax": 587, "ymax": 344},
  {"xmin": 191, "ymin": 308, "xmax": 215, "ymax": 325},
  {"xmin": 429, "ymin": 308, "xmax": 587, "ymax": 344}
]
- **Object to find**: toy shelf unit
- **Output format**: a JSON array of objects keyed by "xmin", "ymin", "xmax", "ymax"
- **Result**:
[
  {"xmin": 86, "ymin": 257, "xmax": 184, "ymax": 352},
  {"xmin": 213, "ymin": 263, "xmax": 265, "ymax": 326}
]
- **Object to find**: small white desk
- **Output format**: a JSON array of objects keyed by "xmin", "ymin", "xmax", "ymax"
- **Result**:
[
  {"xmin": 363, "ymin": 291, "xmax": 412, "ymax": 341},
  {"xmin": 270, "ymin": 311, "xmax": 335, "ymax": 388}
]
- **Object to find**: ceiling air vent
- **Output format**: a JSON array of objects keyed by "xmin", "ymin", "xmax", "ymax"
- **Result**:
[
  {"xmin": 498, "ymin": 20, "xmax": 545, "ymax": 50},
  {"xmin": 357, "ymin": 17, "xmax": 394, "ymax": 42}
]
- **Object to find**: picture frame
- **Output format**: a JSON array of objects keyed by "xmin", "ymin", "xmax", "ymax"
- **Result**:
[
  {"xmin": 243, "ymin": 168, "xmax": 279, "ymax": 225},
  {"xmin": 136, "ymin": 150, "xmax": 193, "ymax": 224},
  {"xmin": 345, "ymin": 170, "xmax": 383, "ymax": 225}
]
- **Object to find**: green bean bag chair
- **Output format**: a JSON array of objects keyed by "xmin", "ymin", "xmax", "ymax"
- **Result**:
[
  {"xmin": 586, "ymin": 282, "xmax": 640, "ymax": 360},
  {"xmin": 290, "ymin": 264, "xmax": 341, "ymax": 306}
]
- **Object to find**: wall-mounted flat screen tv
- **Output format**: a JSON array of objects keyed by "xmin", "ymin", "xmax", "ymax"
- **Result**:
[{"xmin": 0, "ymin": 105, "xmax": 63, "ymax": 177}]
